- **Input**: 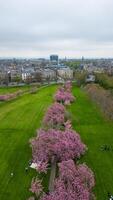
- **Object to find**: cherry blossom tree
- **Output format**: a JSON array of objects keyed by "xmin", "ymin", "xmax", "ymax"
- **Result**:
[
  {"xmin": 64, "ymin": 81, "xmax": 72, "ymax": 91},
  {"xmin": 28, "ymin": 81, "xmax": 95, "ymax": 200},
  {"xmin": 30, "ymin": 129, "xmax": 86, "ymax": 171},
  {"xmin": 30, "ymin": 129, "xmax": 86, "ymax": 192},
  {"xmin": 55, "ymin": 87, "xmax": 75, "ymax": 105},
  {"xmin": 43, "ymin": 103, "xmax": 66, "ymax": 129},
  {"xmin": 29, "ymin": 160, "xmax": 95, "ymax": 200},
  {"xmin": 41, "ymin": 160, "xmax": 95, "ymax": 200}
]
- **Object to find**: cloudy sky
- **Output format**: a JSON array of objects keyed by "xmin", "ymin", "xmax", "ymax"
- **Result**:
[{"xmin": 0, "ymin": 0, "xmax": 113, "ymax": 58}]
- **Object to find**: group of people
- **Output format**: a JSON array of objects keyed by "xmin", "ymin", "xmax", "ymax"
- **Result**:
[
  {"xmin": 108, "ymin": 192, "xmax": 113, "ymax": 200},
  {"xmin": 100, "ymin": 144, "xmax": 113, "ymax": 151}
]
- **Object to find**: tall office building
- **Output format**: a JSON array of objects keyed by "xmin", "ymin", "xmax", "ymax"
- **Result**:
[{"xmin": 50, "ymin": 55, "xmax": 59, "ymax": 65}]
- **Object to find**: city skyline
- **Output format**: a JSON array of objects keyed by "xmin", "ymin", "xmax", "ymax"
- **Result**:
[{"xmin": 0, "ymin": 0, "xmax": 113, "ymax": 58}]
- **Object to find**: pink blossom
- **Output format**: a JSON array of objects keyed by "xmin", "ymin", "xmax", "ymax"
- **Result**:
[
  {"xmin": 64, "ymin": 120, "xmax": 72, "ymax": 129},
  {"xmin": 77, "ymin": 163, "xmax": 95, "ymax": 190},
  {"xmin": 55, "ymin": 88, "xmax": 75, "ymax": 104},
  {"xmin": 64, "ymin": 81, "xmax": 72, "ymax": 91},
  {"xmin": 0, "ymin": 95, "xmax": 9, "ymax": 101},
  {"xmin": 30, "ymin": 129, "xmax": 86, "ymax": 173},
  {"xmin": 29, "ymin": 81, "xmax": 95, "ymax": 200},
  {"xmin": 39, "ymin": 160, "xmax": 95, "ymax": 200},
  {"xmin": 36, "ymin": 161, "xmax": 48, "ymax": 173},
  {"xmin": 0, "ymin": 90, "xmax": 23, "ymax": 101},
  {"xmin": 64, "ymin": 100, "xmax": 71, "ymax": 105},
  {"xmin": 43, "ymin": 103, "xmax": 65, "ymax": 128},
  {"xmin": 30, "ymin": 177, "xmax": 43, "ymax": 197}
]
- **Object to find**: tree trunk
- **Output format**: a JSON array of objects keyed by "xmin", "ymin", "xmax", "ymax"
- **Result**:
[{"xmin": 49, "ymin": 158, "xmax": 57, "ymax": 192}]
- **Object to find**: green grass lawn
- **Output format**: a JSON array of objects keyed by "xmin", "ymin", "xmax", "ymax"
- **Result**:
[
  {"xmin": 0, "ymin": 85, "xmax": 113, "ymax": 200},
  {"xmin": 69, "ymin": 86, "xmax": 113, "ymax": 200},
  {"xmin": 0, "ymin": 85, "xmax": 57, "ymax": 200},
  {"xmin": 0, "ymin": 85, "xmax": 33, "ymax": 94}
]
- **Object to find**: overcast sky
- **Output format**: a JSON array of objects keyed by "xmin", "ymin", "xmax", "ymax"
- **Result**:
[{"xmin": 0, "ymin": 0, "xmax": 113, "ymax": 58}]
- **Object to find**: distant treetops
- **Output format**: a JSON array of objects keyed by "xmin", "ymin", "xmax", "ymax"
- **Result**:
[{"xmin": 28, "ymin": 81, "xmax": 95, "ymax": 200}]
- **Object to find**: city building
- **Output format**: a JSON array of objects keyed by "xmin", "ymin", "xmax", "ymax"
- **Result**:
[
  {"xmin": 50, "ymin": 55, "xmax": 59, "ymax": 65},
  {"xmin": 57, "ymin": 67, "xmax": 73, "ymax": 80}
]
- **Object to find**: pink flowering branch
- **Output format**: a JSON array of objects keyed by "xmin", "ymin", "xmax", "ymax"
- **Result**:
[
  {"xmin": 55, "ymin": 87, "xmax": 75, "ymax": 105},
  {"xmin": 30, "ymin": 129, "xmax": 86, "ymax": 173},
  {"xmin": 30, "ymin": 177, "xmax": 43, "ymax": 198},
  {"xmin": 43, "ymin": 103, "xmax": 66, "ymax": 129},
  {"xmin": 31, "ymin": 160, "xmax": 95, "ymax": 200}
]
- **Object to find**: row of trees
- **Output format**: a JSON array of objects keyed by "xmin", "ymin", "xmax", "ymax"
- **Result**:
[
  {"xmin": 0, "ymin": 90, "xmax": 24, "ymax": 101},
  {"xmin": 95, "ymin": 73, "xmax": 113, "ymax": 90},
  {"xmin": 28, "ymin": 81, "xmax": 95, "ymax": 200},
  {"xmin": 85, "ymin": 83, "xmax": 113, "ymax": 120}
]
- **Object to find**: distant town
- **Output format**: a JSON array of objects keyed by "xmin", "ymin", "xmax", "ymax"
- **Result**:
[{"xmin": 0, "ymin": 55, "xmax": 113, "ymax": 86}]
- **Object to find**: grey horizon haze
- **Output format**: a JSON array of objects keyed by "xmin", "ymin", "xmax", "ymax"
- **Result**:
[{"xmin": 0, "ymin": 0, "xmax": 113, "ymax": 58}]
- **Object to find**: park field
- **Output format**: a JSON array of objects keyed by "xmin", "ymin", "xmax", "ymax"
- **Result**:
[
  {"xmin": 0, "ymin": 85, "xmax": 113, "ymax": 200},
  {"xmin": 69, "ymin": 87, "xmax": 113, "ymax": 200},
  {"xmin": 0, "ymin": 85, "xmax": 57, "ymax": 200},
  {"xmin": 0, "ymin": 85, "xmax": 33, "ymax": 94}
]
